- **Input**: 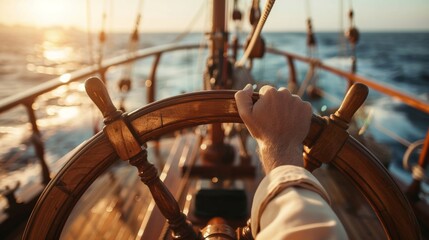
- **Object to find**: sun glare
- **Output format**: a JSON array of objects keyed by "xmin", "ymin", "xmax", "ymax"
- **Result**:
[
  {"xmin": 32, "ymin": 0, "xmax": 72, "ymax": 27},
  {"xmin": 59, "ymin": 73, "xmax": 71, "ymax": 83}
]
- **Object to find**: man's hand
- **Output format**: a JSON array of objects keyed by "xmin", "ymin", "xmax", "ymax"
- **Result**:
[{"xmin": 234, "ymin": 84, "xmax": 312, "ymax": 173}]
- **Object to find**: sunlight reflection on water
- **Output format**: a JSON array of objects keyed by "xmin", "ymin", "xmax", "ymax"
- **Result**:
[{"xmin": 23, "ymin": 29, "xmax": 85, "ymax": 76}]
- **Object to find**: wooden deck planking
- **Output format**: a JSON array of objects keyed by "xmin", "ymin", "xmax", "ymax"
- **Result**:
[
  {"xmin": 59, "ymin": 135, "xmax": 188, "ymax": 239},
  {"xmin": 61, "ymin": 161, "xmax": 146, "ymax": 238}
]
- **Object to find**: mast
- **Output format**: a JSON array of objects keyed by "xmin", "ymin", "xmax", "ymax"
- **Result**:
[
  {"xmin": 206, "ymin": 0, "xmax": 229, "ymax": 89},
  {"xmin": 201, "ymin": 0, "xmax": 235, "ymax": 164}
]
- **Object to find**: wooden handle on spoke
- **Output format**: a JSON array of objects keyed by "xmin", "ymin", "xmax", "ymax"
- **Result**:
[
  {"xmin": 85, "ymin": 77, "xmax": 122, "ymax": 123},
  {"xmin": 334, "ymin": 83, "xmax": 368, "ymax": 125},
  {"xmin": 304, "ymin": 83, "xmax": 369, "ymax": 171}
]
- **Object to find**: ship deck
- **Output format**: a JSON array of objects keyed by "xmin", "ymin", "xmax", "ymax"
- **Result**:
[{"xmin": 53, "ymin": 131, "xmax": 387, "ymax": 239}]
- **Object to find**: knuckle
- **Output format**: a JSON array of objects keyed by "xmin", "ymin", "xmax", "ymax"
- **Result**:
[
  {"xmin": 278, "ymin": 87, "xmax": 291, "ymax": 94},
  {"xmin": 260, "ymin": 85, "xmax": 276, "ymax": 95}
]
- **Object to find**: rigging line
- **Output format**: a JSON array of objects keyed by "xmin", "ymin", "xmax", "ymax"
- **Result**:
[
  {"xmin": 137, "ymin": 0, "xmax": 144, "ymax": 28},
  {"xmin": 108, "ymin": 0, "xmax": 114, "ymax": 43},
  {"xmin": 373, "ymin": 121, "xmax": 412, "ymax": 147},
  {"xmin": 130, "ymin": 0, "xmax": 144, "ymax": 46},
  {"xmin": 170, "ymin": 1, "xmax": 206, "ymax": 44},
  {"xmin": 195, "ymin": 1, "xmax": 210, "ymax": 90},
  {"xmin": 118, "ymin": 0, "xmax": 144, "ymax": 109},
  {"xmin": 337, "ymin": 0, "xmax": 349, "ymax": 88},
  {"xmin": 86, "ymin": 0, "xmax": 95, "ymax": 65},
  {"xmin": 131, "ymin": 0, "xmax": 144, "ymax": 36},
  {"xmin": 305, "ymin": 0, "xmax": 311, "ymax": 19},
  {"xmin": 348, "ymin": 0, "xmax": 354, "ymax": 10},
  {"xmin": 403, "ymin": 139, "xmax": 425, "ymax": 170},
  {"xmin": 97, "ymin": 0, "xmax": 108, "ymax": 66},
  {"xmin": 236, "ymin": 0, "xmax": 276, "ymax": 67},
  {"xmin": 137, "ymin": 0, "xmax": 144, "ymax": 15},
  {"xmin": 357, "ymin": 106, "xmax": 412, "ymax": 148},
  {"xmin": 101, "ymin": 0, "xmax": 108, "ymax": 31},
  {"xmin": 338, "ymin": 0, "xmax": 347, "ymax": 58}
]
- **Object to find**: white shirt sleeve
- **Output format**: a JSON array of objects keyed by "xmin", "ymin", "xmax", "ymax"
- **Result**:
[{"xmin": 251, "ymin": 165, "xmax": 348, "ymax": 239}]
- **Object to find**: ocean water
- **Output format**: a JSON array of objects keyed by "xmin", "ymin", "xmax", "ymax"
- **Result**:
[{"xmin": 0, "ymin": 27, "xmax": 428, "ymax": 213}]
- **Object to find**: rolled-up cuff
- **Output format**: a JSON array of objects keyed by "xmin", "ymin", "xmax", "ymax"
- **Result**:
[{"xmin": 251, "ymin": 165, "xmax": 330, "ymax": 237}]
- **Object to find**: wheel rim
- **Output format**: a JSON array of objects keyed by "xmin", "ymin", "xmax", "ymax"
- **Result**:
[{"xmin": 24, "ymin": 90, "xmax": 420, "ymax": 239}]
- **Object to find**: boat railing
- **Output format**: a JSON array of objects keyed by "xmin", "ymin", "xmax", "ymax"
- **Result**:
[
  {"xmin": 267, "ymin": 46, "xmax": 429, "ymax": 148},
  {"xmin": 266, "ymin": 46, "xmax": 429, "ymax": 149},
  {"xmin": 0, "ymin": 43, "xmax": 203, "ymax": 114},
  {"xmin": 266, "ymin": 47, "xmax": 429, "ymax": 115},
  {"xmin": 0, "ymin": 43, "xmax": 203, "ymax": 185}
]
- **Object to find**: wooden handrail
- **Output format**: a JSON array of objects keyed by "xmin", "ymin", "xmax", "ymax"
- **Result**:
[
  {"xmin": 267, "ymin": 47, "xmax": 429, "ymax": 114},
  {"xmin": 0, "ymin": 43, "xmax": 204, "ymax": 114}
]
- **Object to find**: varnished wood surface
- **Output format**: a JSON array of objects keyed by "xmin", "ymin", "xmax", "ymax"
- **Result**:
[
  {"xmin": 333, "ymin": 137, "xmax": 420, "ymax": 238},
  {"xmin": 24, "ymin": 91, "xmax": 420, "ymax": 239},
  {"xmin": 314, "ymin": 166, "xmax": 386, "ymax": 240}
]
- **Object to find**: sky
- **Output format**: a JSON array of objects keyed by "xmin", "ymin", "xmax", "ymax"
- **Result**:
[{"xmin": 0, "ymin": 0, "xmax": 428, "ymax": 32}]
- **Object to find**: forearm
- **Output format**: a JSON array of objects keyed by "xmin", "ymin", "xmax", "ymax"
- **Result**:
[
  {"xmin": 257, "ymin": 187, "xmax": 347, "ymax": 239},
  {"xmin": 251, "ymin": 166, "xmax": 347, "ymax": 239}
]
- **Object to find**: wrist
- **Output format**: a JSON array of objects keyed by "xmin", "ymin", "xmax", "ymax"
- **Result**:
[{"xmin": 258, "ymin": 142, "xmax": 304, "ymax": 173}]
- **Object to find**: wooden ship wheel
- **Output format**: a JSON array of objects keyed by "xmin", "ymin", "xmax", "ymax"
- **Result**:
[{"xmin": 23, "ymin": 77, "xmax": 421, "ymax": 239}]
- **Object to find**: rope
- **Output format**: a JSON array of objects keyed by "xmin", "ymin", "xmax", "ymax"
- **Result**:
[
  {"xmin": 403, "ymin": 139, "xmax": 425, "ymax": 170},
  {"xmin": 170, "ymin": 1, "xmax": 205, "ymax": 43},
  {"xmin": 137, "ymin": 0, "xmax": 144, "ymax": 15},
  {"xmin": 305, "ymin": 0, "xmax": 311, "ymax": 18},
  {"xmin": 86, "ymin": 0, "xmax": 103, "ymax": 134},
  {"xmin": 412, "ymin": 165, "xmax": 426, "ymax": 181},
  {"xmin": 97, "ymin": 0, "xmax": 108, "ymax": 66},
  {"xmin": 302, "ymin": 0, "xmax": 322, "ymax": 98},
  {"xmin": 117, "ymin": 0, "xmax": 145, "ymax": 112},
  {"xmin": 195, "ymin": 1, "xmax": 210, "ymax": 90},
  {"xmin": 297, "ymin": 63, "xmax": 316, "ymax": 97},
  {"xmin": 86, "ymin": 0, "xmax": 95, "ymax": 65},
  {"xmin": 374, "ymin": 122, "xmax": 411, "ymax": 148},
  {"xmin": 348, "ymin": 0, "xmax": 354, "ymax": 7},
  {"xmin": 101, "ymin": 0, "xmax": 107, "ymax": 34},
  {"xmin": 236, "ymin": 0, "xmax": 276, "ymax": 67},
  {"xmin": 122, "ymin": 0, "xmax": 145, "ymax": 76},
  {"xmin": 337, "ymin": 0, "xmax": 347, "ymax": 59}
]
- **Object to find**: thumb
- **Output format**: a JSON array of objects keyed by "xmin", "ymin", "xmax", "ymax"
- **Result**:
[{"xmin": 235, "ymin": 84, "xmax": 254, "ymax": 122}]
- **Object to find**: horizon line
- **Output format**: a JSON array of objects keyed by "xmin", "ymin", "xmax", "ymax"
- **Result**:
[{"xmin": 1, "ymin": 23, "xmax": 428, "ymax": 34}]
